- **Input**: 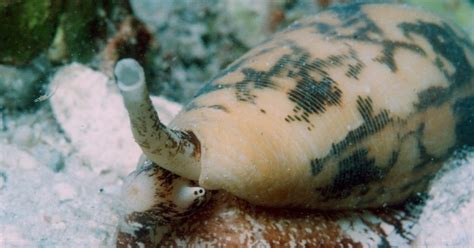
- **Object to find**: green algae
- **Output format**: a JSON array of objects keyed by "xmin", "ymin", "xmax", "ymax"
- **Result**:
[{"xmin": 0, "ymin": 1, "xmax": 61, "ymax": 65}]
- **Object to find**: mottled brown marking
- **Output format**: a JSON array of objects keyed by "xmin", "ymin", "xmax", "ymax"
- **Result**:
[{"xmin": 182, "ymin": 130, "xmax": 201, "ymax": 159}]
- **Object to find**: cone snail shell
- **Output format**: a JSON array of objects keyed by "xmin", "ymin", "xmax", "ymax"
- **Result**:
[{"xmin": 115, "ymin": 3, "xmax": 474, "ymax": 222}]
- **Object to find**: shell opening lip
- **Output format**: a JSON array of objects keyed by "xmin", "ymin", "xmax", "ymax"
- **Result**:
[{"xmin": 114, "ymin": 58, "xmax": 145, "ymax": 92}]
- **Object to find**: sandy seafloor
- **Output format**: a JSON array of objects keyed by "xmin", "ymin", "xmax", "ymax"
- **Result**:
[{"xmin": 0, "ymin": 63, "xmax": 473, "ymax": 247}]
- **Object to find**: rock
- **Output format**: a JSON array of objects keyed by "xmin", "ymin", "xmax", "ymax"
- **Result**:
[
  {"xmin": 46, "ymin": 1, "xmax": 99, "ymax": 63},
  {"xmin": 0, "ymin": 56, "xmax": 50, "ymax": 110},
  {"xmin": 101, "ymin": 16, "xmax": 153, "ymax": 77},
  {"xmin": 47, "ymin": 1, "xmax": 132, "ymax": 63},
  {"xmin": 0, "ymin": 1, "xmax": 134, "ymax": 65}
]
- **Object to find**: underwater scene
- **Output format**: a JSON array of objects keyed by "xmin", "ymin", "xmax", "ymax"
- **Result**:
[{"xmin": 1, "ymin": 0, "xmax": 473, "ymax": 247}]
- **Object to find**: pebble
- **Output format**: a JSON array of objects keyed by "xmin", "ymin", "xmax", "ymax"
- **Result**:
[
  {"xmin": 53, "ymin": 182, "xmax": 77, "ymax": 201},
  {"xmin": 32, "ymin": 144, "xmax": 65, "ymax": 172},
  {"xmin": 11, "ymin": 125, "xmax": 35, "ymax": 147},
  {"xmin": 0, "ymin": 143, "xmax": 40, "ymax": 170},
  {"xmin": 0, "ymin": 171, "xmax": 6, "ymax": 190}
]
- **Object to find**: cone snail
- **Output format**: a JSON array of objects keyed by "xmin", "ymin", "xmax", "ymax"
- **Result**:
[{"xmin": 115, "ymin": 3, "xmax": 474, "ymax": 224}]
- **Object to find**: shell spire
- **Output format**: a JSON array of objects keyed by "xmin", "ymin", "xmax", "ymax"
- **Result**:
[{"xmin": 114, "ymin": 58, "xmax": 201, "ymax": 180}]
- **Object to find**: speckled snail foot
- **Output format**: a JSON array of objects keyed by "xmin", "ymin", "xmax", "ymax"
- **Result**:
[{"xmin": 115, "ymin": 2, "xmax": 474, "ymax": 227}]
